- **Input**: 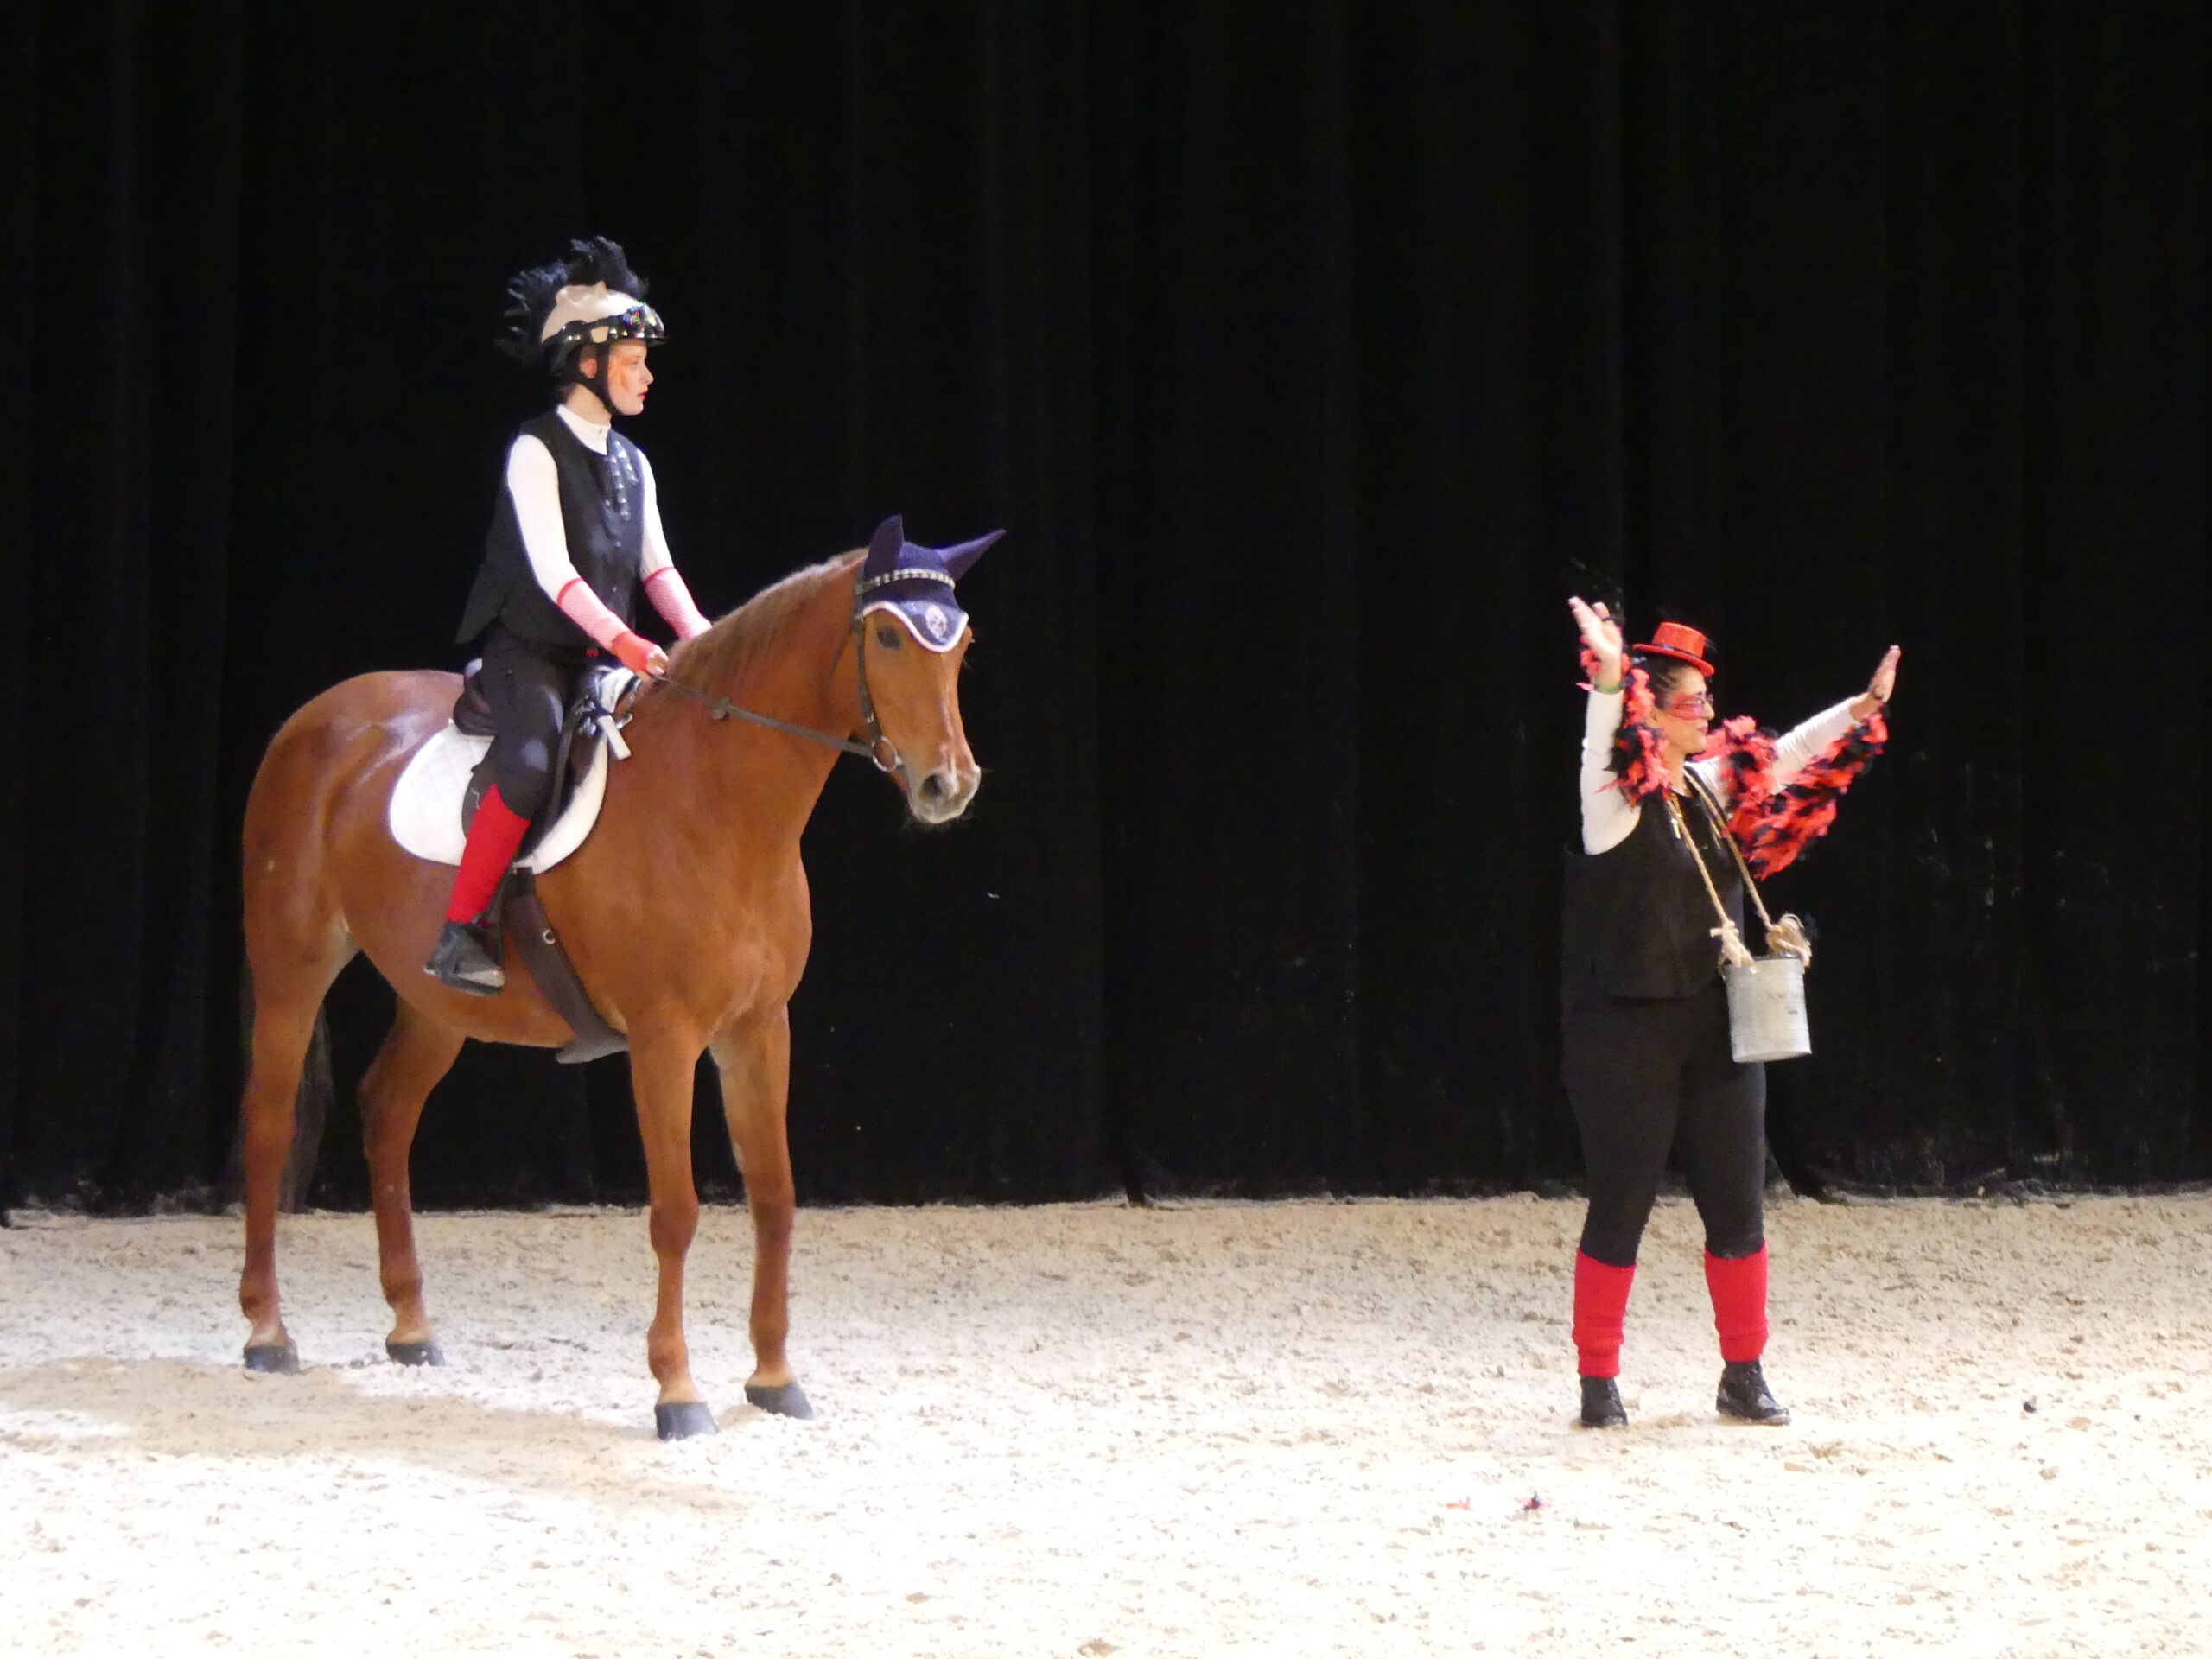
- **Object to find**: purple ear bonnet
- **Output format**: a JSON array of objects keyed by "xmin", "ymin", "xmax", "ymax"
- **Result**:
[{"xmin": 856, "ymin": 515, "xmax": 1002, "ymax": 652}]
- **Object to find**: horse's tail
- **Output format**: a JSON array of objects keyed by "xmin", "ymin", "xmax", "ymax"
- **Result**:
[{"xmin": 224, "ymin": 958, "xmax": 333, "ymax": 1214}]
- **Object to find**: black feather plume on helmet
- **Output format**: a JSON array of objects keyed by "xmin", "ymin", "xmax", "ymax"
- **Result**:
[{"xmin": 496, "ymin": 236, "xmax": 654, "ymax": 366}]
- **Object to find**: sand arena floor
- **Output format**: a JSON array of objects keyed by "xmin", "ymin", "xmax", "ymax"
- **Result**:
[{"xmin": 3, "ymin": 1193, "xmax": 2209, "ymax": 1656}]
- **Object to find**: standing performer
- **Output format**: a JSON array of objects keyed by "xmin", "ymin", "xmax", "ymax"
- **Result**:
[
  {"xmin": 425, "ymin": 237, "xmax": 715, "ymax": 995},
  {"xmin": 1561, "ymin": 597, "xmax": 1898, "ymax": 1428}
]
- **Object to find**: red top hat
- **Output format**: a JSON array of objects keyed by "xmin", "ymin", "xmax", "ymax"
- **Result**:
[{"xmin": 1634, "ymin": 620, "xmax": 1713, "ymax": 677}]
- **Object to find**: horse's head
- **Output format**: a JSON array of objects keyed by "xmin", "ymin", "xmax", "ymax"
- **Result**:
[{"xmin": 853, "ymin": 515, "xmax": 1001, "ymax": 825}]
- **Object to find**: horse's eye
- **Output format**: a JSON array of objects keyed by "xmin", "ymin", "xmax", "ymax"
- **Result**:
[{"xmin": 874, "ymin": 625, "xmax": 903, "ymax": 650}]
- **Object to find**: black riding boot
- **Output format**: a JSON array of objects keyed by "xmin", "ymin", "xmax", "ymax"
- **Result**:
[
  {"xmin": 1716, "ymin": 1359, "xmax": 1789, "ymax": 1424},
  {"xmin": 1579, "ymin": 1376, "xmax": 1628, "ymax": 1428},
  {"xmin": 425, "ymin": 918, "xmax": 505, "ymax": 995}
]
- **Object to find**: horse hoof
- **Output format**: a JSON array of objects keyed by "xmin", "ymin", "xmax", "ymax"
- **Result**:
[
  {"xmin": 242, "ymin": 1343, "xmax": 300, "ymax": 1375},
  {"xmin": 385, "ymin": 1340, "xmax": 446, "ymax": 1368},
  {"xmin": 744, "ymin": 1382, "xmax": 816, "ymax": 1421},
  {"xmin": 654, "ymin": 1401, "xmax": 719, "ymax": 1441}
]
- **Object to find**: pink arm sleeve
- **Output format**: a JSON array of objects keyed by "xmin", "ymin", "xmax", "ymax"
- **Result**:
[
  {"xmin": 556, "ymin": 578, "xmax": 635, "ymax": 653},
  {"xmin": 644, "ymin": 568, "xmax": 712, "ymax": 640}
]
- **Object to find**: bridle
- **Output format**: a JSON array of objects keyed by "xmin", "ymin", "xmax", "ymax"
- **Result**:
[{"xmin": 645, "ymin": 565, "xmax": 911, "ymax": 779}]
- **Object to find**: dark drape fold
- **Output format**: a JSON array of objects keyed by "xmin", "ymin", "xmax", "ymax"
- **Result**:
[
  {"xmin": 18, "ymin": 3, "xmax": 246, "ymax": 1204},
  {"xmin": 1, "ymin": 0, "xmax": 34, "ymax": 1214},
  {"xmin": 9, "ymin": 2, "xmax": 2206, "ymax": 1208},
  {"xmin": 1092, "ymin": 4, "xmax": 1368, "ymax": 1193}
]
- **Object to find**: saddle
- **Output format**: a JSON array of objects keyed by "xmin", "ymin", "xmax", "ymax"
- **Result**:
[
  {"xmin": 389, "ymin": 664, "xmax": 633, "ymax": 874},
  {"xmin": 451, "ymin": 659, "xmax": 632, "ymax": 856}
]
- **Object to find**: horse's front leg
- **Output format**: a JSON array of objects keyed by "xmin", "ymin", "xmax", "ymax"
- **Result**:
[
  {"xmin": 709, "ymin": 1007, "xmax": 811, "ymax": 1419},
  {"xmin": 630, "ymin": 1026, "xmax": 715, "ymax": 1440}
]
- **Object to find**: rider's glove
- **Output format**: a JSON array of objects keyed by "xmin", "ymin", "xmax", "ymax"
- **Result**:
[{"xmin": 609, "ymin": 629, "xmax": 668, "ymax": 680}]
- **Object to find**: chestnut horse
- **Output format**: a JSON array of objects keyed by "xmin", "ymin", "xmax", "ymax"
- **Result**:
[{"xmin": 235, "ymin": 541, "xmax": 980, "ymax": 1437}]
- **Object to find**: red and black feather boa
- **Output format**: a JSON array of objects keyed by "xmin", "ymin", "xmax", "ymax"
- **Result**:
[
  {"xmin": 1583, "ymin": 648, "xmax": 1886, "ymax": 879},
  {"xmin": 1729, "ymin": 710, "xmax": 1887, "ymax": 878},
  {"xmin": 1581, "ymin": 650, "xmax": 1670, "ymax": 800}
]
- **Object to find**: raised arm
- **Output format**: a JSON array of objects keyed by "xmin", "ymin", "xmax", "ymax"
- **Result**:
[
  {"xmin": 1569, "ymin": 595, "xmax": 1624, "ymax": 691},
  {"xmin": 1851, "ymin": 645, "xmax": 1900, "ymax": 723},
  {"xmin": 1570, "ymin": 597, "xmax": 1640, "ymax": 854},
  {"xmin": 1770, "ymin": 645, "xmax": 1899, "ymax": 785}
]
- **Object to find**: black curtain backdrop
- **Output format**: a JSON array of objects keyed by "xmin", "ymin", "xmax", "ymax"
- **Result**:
[{"xmin": 6, "ymin": 3, "xmax": 2205, "ymax": 1211}]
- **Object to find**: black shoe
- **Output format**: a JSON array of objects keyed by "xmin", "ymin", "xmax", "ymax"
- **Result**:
[
  {"xmin": 1579, "ymin": 1376, "xmax": 1628, "ymax": 1428},
  {"xmin": 425, "ymin": 918, "xmax": 504, "ymax": 995},
  {"xmin": 1716, "ymin": 1360, "xmax": 1789, "ymax": 1424}
]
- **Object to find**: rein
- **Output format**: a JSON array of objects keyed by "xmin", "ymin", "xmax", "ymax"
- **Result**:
[{"xmin": 645, "ymin": 569, "xmax": 904, "ymax": 776}]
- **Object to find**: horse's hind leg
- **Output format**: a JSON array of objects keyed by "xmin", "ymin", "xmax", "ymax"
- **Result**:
[
  {"xmin": 238, "ymin": 957, "xmax": 346, "ymax": 1371},
  {"xmin": 710, "ymin": 1007, "xmax": 810, "ymax": 1420},
  {"xmin": 360, "ymin": 1001, "xmax": 465, "ymax": 1365}
]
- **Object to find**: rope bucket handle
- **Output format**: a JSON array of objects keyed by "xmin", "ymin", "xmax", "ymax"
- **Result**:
[{"xmin": 1663, "ymin": 779, "xmax": 1814, "ymax": 972}]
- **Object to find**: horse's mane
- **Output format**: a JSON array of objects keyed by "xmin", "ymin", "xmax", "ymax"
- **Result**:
[{"xmin": 662, "ymin": 550, "xmax": 862, "ymax": 696}]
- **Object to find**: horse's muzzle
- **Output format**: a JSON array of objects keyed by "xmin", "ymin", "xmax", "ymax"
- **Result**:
[{"xmin": 909, "ymin": 764, "xmax": 979, "ymax": 825}]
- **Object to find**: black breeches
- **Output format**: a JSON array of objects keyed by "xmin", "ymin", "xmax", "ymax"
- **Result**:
[
  {"xmin": 477, "ymin": 626, "xmax": 588, "ymax": 822},
  {"xmin": 1562, "ymin": 981, "xmax": 1767, "ymax": 1268}
]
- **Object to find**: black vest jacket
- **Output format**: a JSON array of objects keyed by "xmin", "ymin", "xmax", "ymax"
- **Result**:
[
  {"xmin": 1560, "ymin": 775, "xmax": 1746, "ymax": 1004},
  {"xmin": 457, "ymin": 410, "xmax": 646, "ymax": 648}
]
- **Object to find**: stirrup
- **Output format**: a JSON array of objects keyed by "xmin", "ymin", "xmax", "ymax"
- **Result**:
[{"xmin": 425, "ymin": 918, "xmax": 505, "ymax": 995}]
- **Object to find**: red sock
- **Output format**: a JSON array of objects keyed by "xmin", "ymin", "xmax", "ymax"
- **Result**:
[
  {"xmin": 445, "ymin": 785, "xmax": 532, "ymax": 923},
  {"xmin": 1572, "ymin": 1251, "xmax": 1637, "ymax": 1379},
  {"xmin": 1704, "ymin": 1244, "xmax": 1770, "ymax": 1363}
]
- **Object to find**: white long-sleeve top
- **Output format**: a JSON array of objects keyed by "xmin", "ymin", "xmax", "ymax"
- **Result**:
[{"xmin": 1579, "ymin": 690, "xmax": 1859, "ymax": 855}]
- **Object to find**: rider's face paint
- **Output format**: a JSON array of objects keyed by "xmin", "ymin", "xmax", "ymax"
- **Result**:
[{"xmin": 602, "ymin": 340, "xmax": 653, "ymax": 416}]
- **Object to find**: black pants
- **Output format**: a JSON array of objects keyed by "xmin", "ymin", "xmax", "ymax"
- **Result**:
[
  {"xmin": 477, "ymin": 625, "xmax": 591, "ymax": 822},
  {"xmin": 1562, "ymin": 980, "xmax": 1767, "ymax": 1268}
]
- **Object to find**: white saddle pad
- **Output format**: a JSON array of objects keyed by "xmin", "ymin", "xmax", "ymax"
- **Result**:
[{"xmin": 387, "ymin": 670, "xmax": 634, "ymax": 873}]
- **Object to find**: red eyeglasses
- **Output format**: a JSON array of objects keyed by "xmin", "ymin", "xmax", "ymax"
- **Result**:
[{"xmin": 1661, "ymin": 690, "xmax": 1716, "ymax": 717}]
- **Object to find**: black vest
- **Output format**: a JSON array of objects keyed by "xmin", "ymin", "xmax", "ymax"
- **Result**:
[
  {"xmin": 1561, "ymin": 775, "xmax": 1746, "ymax": 1003},
  {"xmin": 457, "ymin": 410, "xmax": 647, "ymax": 648}
]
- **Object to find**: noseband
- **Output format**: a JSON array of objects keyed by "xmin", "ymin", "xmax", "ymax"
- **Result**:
[{"xmin": 649, "ymin": 567, "xmax": 909, "ymax": 779}]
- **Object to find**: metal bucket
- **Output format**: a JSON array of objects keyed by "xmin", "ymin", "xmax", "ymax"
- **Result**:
[{"xmin": 1723, "ymin": 955, "xmax": 1811, "ymax": 1064}]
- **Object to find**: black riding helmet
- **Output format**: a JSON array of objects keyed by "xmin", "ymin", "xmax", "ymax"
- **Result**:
[{"xmin": 497, "ymin": 235, "xmax": 666, "ymax": 410}]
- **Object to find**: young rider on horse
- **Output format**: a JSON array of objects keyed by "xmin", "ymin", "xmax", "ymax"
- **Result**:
[{"xmin": 424, "ymin": 237, "xmax": 714, "ymax": 995}]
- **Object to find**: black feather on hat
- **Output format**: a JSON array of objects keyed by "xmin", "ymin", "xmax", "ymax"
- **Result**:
[{"xmin": 497, "ymin": 236, "xmax": 653, "ymax": 365}]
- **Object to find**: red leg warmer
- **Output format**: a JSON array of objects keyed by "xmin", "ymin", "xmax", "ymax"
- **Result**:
[
  {"xmin": 1572, "ymin": 1251, "xmax": 1637, "ymax": 1380},
  {"xmin": 444, "ymin": 786, "xmax": 531, "ymax": 923},
  {"xmin": 1703, "ymin": 1244, "xmax": 1770, "ymax": 1363}
]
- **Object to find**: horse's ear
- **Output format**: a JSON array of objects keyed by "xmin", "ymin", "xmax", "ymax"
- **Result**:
[
  {"xmin": 864, "ymin": 515, "xmax": 906, "ymax": 578},
  {"xmin": 942, "ymin": 529, "xmax": 1005, "ymax": 581}
]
